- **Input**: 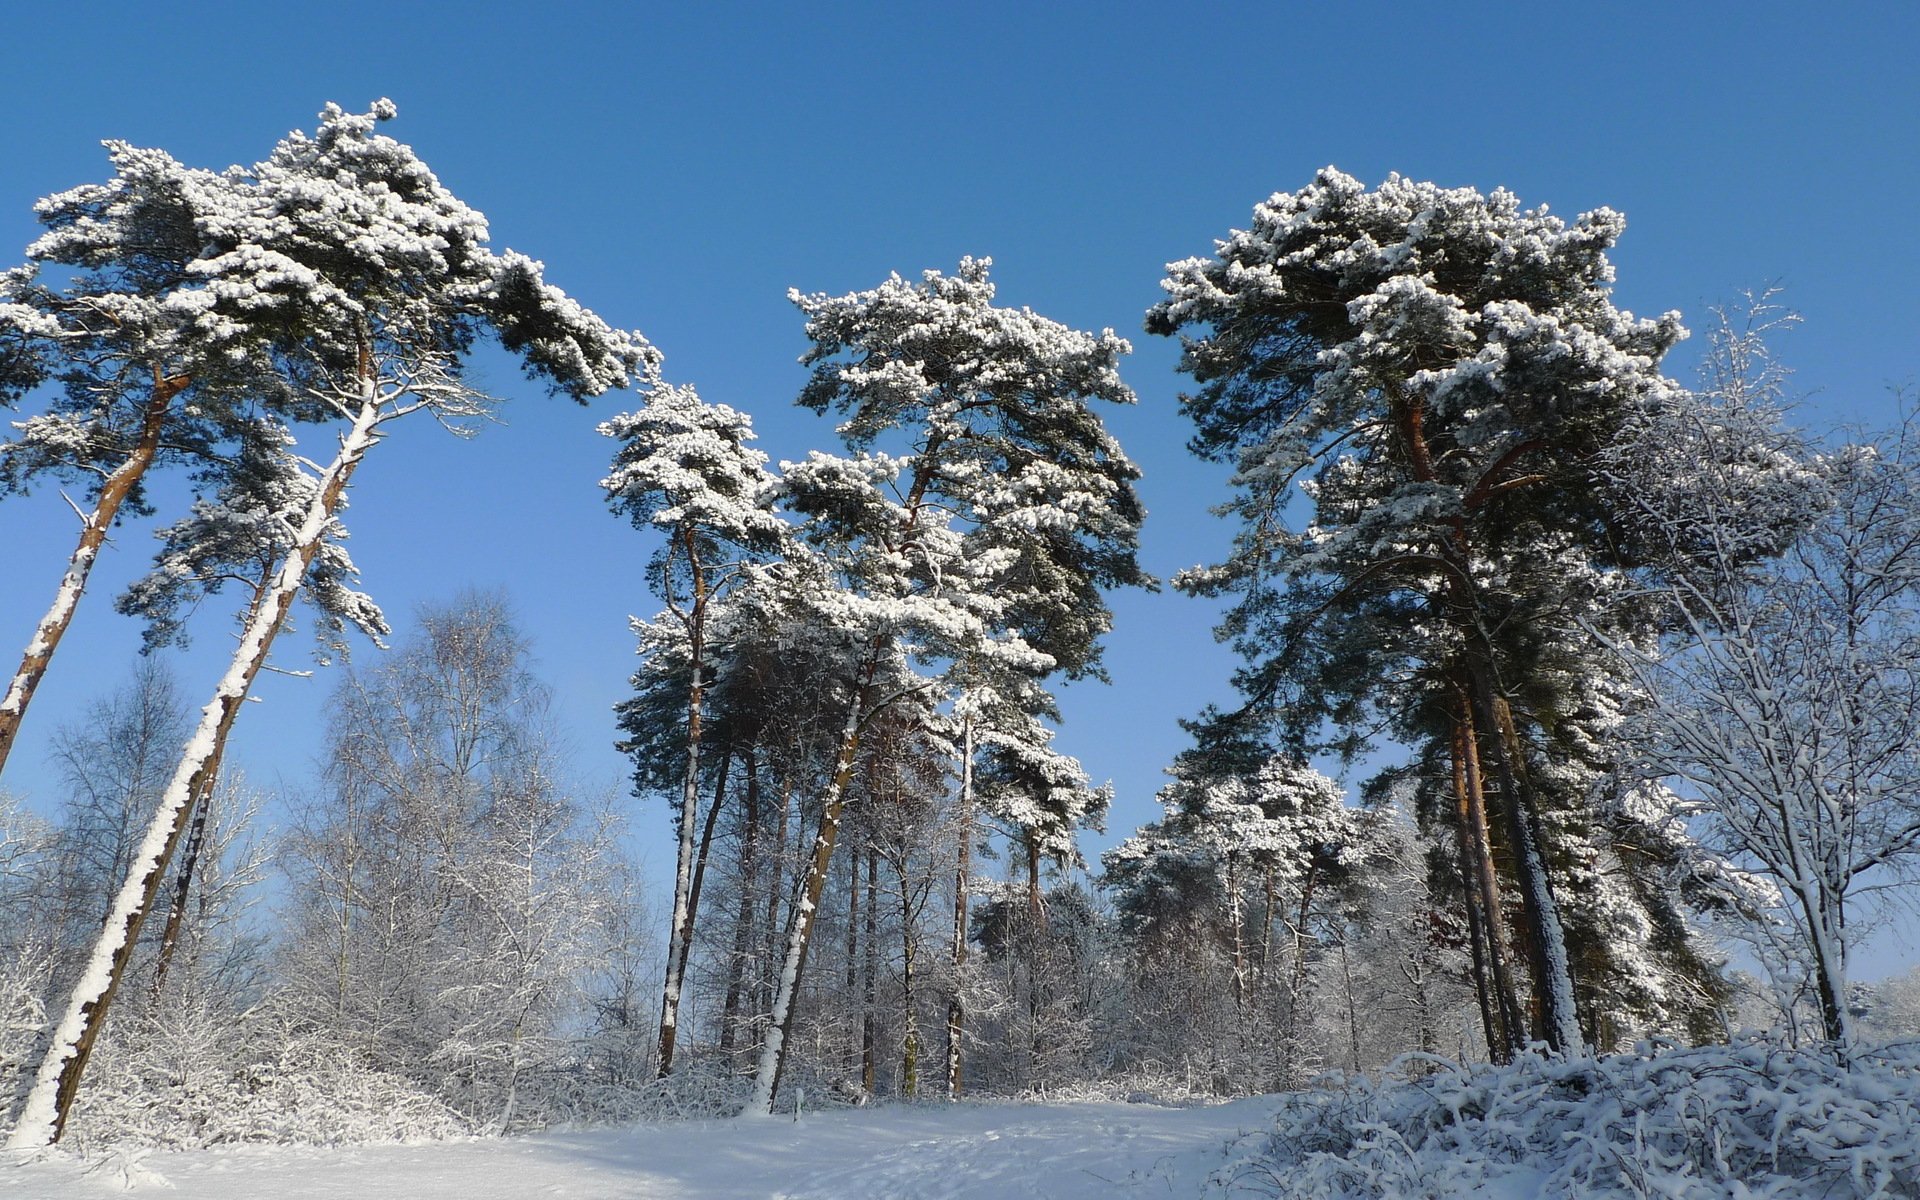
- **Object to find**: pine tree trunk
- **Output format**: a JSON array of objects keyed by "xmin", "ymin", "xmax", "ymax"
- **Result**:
[
  {"xmin": 718, "ymin": 748, "xmax": 759, "ymax": 1062},
  {"xmin": 1470, "ymin": 675, "xmax": 1582, "ymax": 1055},
  {"xmin": 945, "ymin": 715, "xmax": 972, "ymax": 1100},
  {"xmin": 656, "ymin": 533, "xmax": 708, "ymax": 1078},
  {"xmin": 1394, "ymin": 385, "xmax": 1580, "ymax": 1055},
  {"xmin": 1458, "ymin": 844, "xmax": 1501, "ymax": 1061},
  {"xmin": 0, "ymin": 375, "xmax": 188, "ymax": 777},
  {"xmin": 746, "ymin": 656, "xmax": 877, "ymax": 1115},
  {"xmin": 861, "ymin": 846, "xmax": 878, "ymax": 1098},
  {"xmin": 8, "ymin": 393, "xmax": 384, "ymax": 1148},
  {"xmin": 1452, "ymin": 711, "xmax": 1526, "ymax": 1058}
]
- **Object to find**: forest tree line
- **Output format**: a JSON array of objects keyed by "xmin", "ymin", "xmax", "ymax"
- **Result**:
[{"xmin": 2, "ymin": 105, "xmax": 1918, "ymax": 1149}]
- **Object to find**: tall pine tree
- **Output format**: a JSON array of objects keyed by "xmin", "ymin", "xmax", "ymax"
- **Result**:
[{"xmin": 1148, "ymin": 169, "xmax": 1697, "ymax": 1054}]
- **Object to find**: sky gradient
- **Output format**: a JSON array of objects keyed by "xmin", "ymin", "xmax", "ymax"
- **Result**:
[{"xmin": 1, "ymin": 2, "xmax": 1915, "ymax": 970}]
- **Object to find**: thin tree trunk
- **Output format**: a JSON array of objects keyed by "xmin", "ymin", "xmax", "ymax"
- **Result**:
[
  {"xmin": 9, "ymin": 392, "xmax": 383, "ymax": 1148},
  {"xmin": 846, "ymin": 839, "xmax": 862, "ymax": 1077},
  {"xmin": 746, "ymin": 655, "xmax": 878, "ymax": 1115},
  {"xmin": 719, "ymin": 748, "xmax": 759, "ymax": 1061},
  {"xmin": 0, "ymin": 374, "xmax": 189, "ymax": 776},
  {"xmin": 1261, "ymin": 862, "xmax": 1277, "ymax": 985},
  {"xmin": 669, "ymin": 743, "xmax": 730, "ymax": 1045},
  {"xmin": 899, "ymin": 870, "xmax": 918, "ymax": 1099},
  {"xmin": 656, "ymin": 532, "xmax": 708, "ymax": 1078},
  {"xmin": 1276, "ymin": 867, "xmax": 1318, "ymax": 1089},
  {"xmin": 148, "ymin": 759, "xmax": 218, "ymax": 1002},
  {"xmin": 1024, "ymin": 835, "xmax": 1048, "ymax": 1082},
  {"xmin": 1227, "ymin": 855, "xmax": 1247, "ymax": 1013},
  {"xmin": 862, "ymin": 845, "xmax": 878, "ymax": 1098},
  {"xmin": 764, "ymin": 774, "xmax": 792, "ymax": 1019},
  {"xmin": 1340, "ymin": 937, "xmax": 1361, "ymax": 1074},
  {"xmin": 1026, "ymin": 835, "xmax": 1044, "ymax": 924},
  {"xmin": 945, "ymin": 714, "xmax": 972, "ymax": 1099}
]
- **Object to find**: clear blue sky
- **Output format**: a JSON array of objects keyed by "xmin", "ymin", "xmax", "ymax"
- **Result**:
[{"xmin": 2, "ymin": 2, "xmax": 1916, "ymax": 967}]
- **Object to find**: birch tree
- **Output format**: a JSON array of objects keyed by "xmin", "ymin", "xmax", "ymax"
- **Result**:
[
  {"xmin": 9, "ymin": 99, "xmax": 654, "ymax": 1148},
  {"xmin": 279, "ymin": 594, "xmax": 623, "ymax": 1131},
  {"xmin": 1602, "ymin": 335, "xmax": 1920, "ymax": 1052}
]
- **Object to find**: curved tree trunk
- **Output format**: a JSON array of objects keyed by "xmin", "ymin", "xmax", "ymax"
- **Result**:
[
  {"xmin": 0, "ymin": 375, "xmax": 188, "ymax": 776},
  {"xmin": 9, "ymin": 394, "xmax": 383, "ymax": 1148}
]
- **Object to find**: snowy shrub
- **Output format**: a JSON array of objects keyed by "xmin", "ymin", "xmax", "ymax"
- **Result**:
[
  {"xmin": 1006, "ymin": 1065, "xmax": 1223, "ymax": 1108},
  {"xmin": 1214, "ymin": 1040, "xmax": 1920, "ymax": 1199},
  {"xmin": 56, "ymin": 1017, "xmax": 465, "ymax": 1152},
  {"xmin": 516, "ymin": 1055, "xmax": 748, "ymax": 1124},
  {"xmin": 0, "ymin": 947, "xmax": 53, "ymax": 1108}
]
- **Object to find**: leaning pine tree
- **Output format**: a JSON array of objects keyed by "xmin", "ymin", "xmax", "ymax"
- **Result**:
[
  {"xmin": 0, "ymin": 145, "xmax": 308, "ymax": 775},
  {"xmin": 8, "ymin": 99, "xmax": 655, "ymax": 1148},
  {"xmin": 1149, "ymin": 170, "xmax": 1704, "ymax": 1055}
]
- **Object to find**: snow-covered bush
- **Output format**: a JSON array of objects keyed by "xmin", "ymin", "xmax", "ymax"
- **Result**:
[
  {"xmin": 1215, "ymin": 1040, "xmax": 1920, "ymax": 1199},
  {"xmin": 56, "ymin": 1016, "xmax": 465, "ymax": 1152}
]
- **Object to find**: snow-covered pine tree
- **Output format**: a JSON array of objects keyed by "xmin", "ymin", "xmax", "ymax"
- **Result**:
[
  {"xmin": 116, "ymin": 416, "xmax": 388, "ymax": 664},
  {"xmin": 1149, "ymin": 170, "xmax": 1696, "ymax": 1054},
  {"xmin": 602, "ymin": 382, "xmax": 786, "ymax": 1079},
  {"xmin": 9, "ymin": 99, "xmax": 655, "ymax": 1148},
  {"xmin": 745, "ymin": 258, "xmax": 1147, "ymax": 1113},
  {"xmin": 1104, "ymin": 754, "xmax": 1354, "ymax": 1087},
  {"xmin": 106, "ymin": 415, "xmax": 390, "ymax": 995},
  {"xmin": 941, "ymin": 670, "xmax": 1107, "ymax": 1096},
  {"xmin": 0, "ymin": 145, "xmax": 303, "ymax": 775}
]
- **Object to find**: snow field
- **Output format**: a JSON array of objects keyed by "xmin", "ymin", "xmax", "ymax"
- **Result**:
[{"xmin": 0, "ymin": 1097, "xmax": 1277, "ymax": 1199}]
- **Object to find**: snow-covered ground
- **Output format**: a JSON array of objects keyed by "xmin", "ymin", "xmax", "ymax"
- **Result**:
[{"xmin": 0, "ymin": 1098, "xmax": 1278, "ymax": 1199}]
